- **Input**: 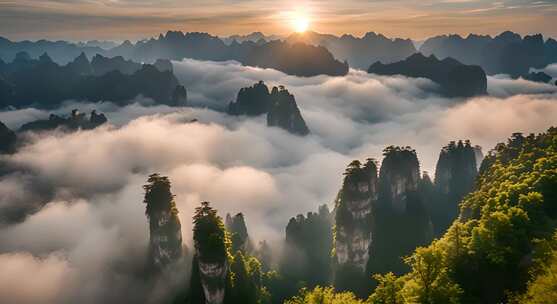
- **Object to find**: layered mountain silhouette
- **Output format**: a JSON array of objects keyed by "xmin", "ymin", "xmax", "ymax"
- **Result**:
[
  {"xmin": 3, "ymin": 30, "xmax": 555, "ymax": 78},
  {"xmin": 287, "ymin": 31, "xmax": 417, "ymax": 69},
  {"xmin": 221, "ymin": 32, "xmax": 282, "ymax": 45},
  {"xmin": 368, "ymin": 53, "xmax": 487, "ymax": 97},
  {"xmin": 19, "ymin": 109, "xmax": 108, "ymax": 133},
  {"xmin": 0, "ymin": 52, "xmax": 187, "ymax": 108},
  {"xmin": 0, "ymin": 32, "xmax": 348, "ymax": 77},
  {"xmin": 114, "ymin": 31, "xmax": 348, "ymax": 77},
  {"xmin": 420, "ymin": 31, "xmax": 557, "ymax": 77}
]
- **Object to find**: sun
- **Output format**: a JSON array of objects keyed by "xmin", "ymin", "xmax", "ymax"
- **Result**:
[{"xmin": 294, "ymin": 16, "xmax": 310, "ymax": 33}]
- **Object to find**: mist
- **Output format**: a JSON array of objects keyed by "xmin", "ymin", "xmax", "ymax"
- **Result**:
[{"xmin": 1, "ymin": 58, "xmax": 557, "ymax": 303}]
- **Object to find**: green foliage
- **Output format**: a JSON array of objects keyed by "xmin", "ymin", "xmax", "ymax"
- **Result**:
[
  {"xmin": 143, "ymin": 173, "xmax": 179, "ymax": 217},
  {"xmin": 192, "ymin": 201, "xmax": 231, "ymax": 263},
  {"xmin": 367, "ymin": 127, "xmax": 557, "ymax": 303},
  {"xmin": 143, "ymin": 173, "xmax": 182, "ymax": 269},
  {"xmin": 368, "ymin": 273, "xmax": 404, "ymax": 304},
  {"xmin": 510, "ymin": 232, "xmax": 557, "ymax": 304},
  {"xmin": 401, "ymin": 244, "xmax": 462, "ymax": 304},
  {"xmin": 285, "ymin": 286, "xmax": 365, "ymax": 304}
]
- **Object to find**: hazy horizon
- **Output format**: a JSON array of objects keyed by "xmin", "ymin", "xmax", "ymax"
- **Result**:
[{"xmin": 0, "ymin": 0, "xmax": 555, "ymax": 41}]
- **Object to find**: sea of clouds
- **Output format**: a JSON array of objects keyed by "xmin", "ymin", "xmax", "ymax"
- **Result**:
[{"xmin": 1, "ymin": 59, "xmax": 557, "ymax": 303}]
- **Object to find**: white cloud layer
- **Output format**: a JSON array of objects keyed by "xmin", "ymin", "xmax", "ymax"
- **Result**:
[{"xmin": 1, "ymin": 58, "xmax": 556, "ymax": 303}]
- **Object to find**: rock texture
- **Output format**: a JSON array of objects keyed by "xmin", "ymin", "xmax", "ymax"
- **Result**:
[
  {"xmin": 333, "ymin": 159, "xmax": 377, "ymax": 293},
  {"xmin": 430, "ymin": 140, "xmax": 479, "ymax": 234},
  {"xmin": 143, "ymin": 173, "xmax": 183, "ymax": 269},
  {"xmin": 190, "ymin": 202, "xmax": 229, "ymax": 304},
  {"xmin": 368, "ymin": 53, "xmax": 487, "ymax": 97},
  {"xmin": 364, "ymin": 147, "xmax": 432, "ymax": 295},
  {"xmin": 378, "ymin": 146, "xmax": 421, "ymax": 213}
]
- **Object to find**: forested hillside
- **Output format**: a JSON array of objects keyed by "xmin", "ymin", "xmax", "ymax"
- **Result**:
[{"xmin": 288, "ymin": 127, "xmax": 557, "ymax": 303}]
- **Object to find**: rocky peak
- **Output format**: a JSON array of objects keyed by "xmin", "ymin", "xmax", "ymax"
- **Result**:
[
  {"xmin": 191, "ymin": 202, "xmax": 229, "ymax": 304},
  {"xmin": 66, "ymin": 52, "xmax": 92, "ymax": 75},
  {"xmin": 282, "ymin": 204, "xmax": 333, "ymax": 290},
  {"xmin": 228, "ymin": 81, "xmax": 271, "ymax": 116},
  {"xmin": 143, "ymin": 173, "xmax": 182, "ymax": 270},
  {"xmin": 378, "ymin": 146, "xmax": 420, "ymax": 213},
  {"xmin": 38, "ymin": 52, "xmax": 53, "ymax": 64},
  {"xmin": 427, "ymin": 140, "xmax": 479, "ymax": 234},
  {"xmin": 434, "ymin": 140, "xmax": 478, "ymax": 196},
  {"xmin": 266, "ymin": 85, "xmax": 310, "ymax": 136},
  {"xmin": 333, "ymin": 159, "xmax": 377, "ymax": 292},
  {"xmin": 225, "ymin": 212, "xmax": 251, "ymax": 253},
  {"xmin": 154, "ymin": 58, "xmax": 173, "ymax": 72},
  {"xmin": 91, "ymin": 54, "xmax": 142, "ymax": 76},
  {"xmin": 335, "ymin": 160, "xmax": 377, "ymax": 262}
]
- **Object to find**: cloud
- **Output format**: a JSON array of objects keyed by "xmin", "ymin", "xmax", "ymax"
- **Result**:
[
  {"xmin": 0, "ymin": 252, "xmax": 74, "ymax": 304},
  {"xmin": 1, "ymin": 58, "xmax": 557, "ymax": 303}
]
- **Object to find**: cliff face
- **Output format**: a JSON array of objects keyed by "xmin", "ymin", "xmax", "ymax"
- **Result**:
[
  {"xmin": 365, "ymin": 147, "xmax": 432, "ymax": 289},
  {"xmin": 225, "ymin": 213, "xmax": 251, "ymax": 253},
  {"xmin": 334, "ymin": 159, "xmax": 377, "ymax": 292},
  {"xmin": 281, "ymin": 205, "xmax": 333, "ymax": 293},
  {"xmin": 378, "ymin": 146, "xmax": 421, "ymax": 213},
  {"xmin": 266, "ymin": 86, "xmax": 310, "ymax": 136},
  {"xmin": 143, "ymin": 174, "xmax": 183, "ymax": 269},
  {"xmin": 429, "ymin": 140, "xmax": 479, "ymax": 234},
  {"xmin": 190, "ymin": 202, "xmax": 229, "ymax": 304}
]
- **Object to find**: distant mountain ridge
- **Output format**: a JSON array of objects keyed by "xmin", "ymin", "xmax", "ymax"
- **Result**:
[
  {"xmin": 368, "ymin": 53, "xmax": 487, "ymax": 97},
  {"xmin": 287, "ymin": 31, "xmax": 417, "ymax": 69},
  {"xmin": 109, "ymin": 31, "xmax": 348, "ymax": 77},
  {"xmin": 0, "ymin": 51, "xmax": 187, "ymax": 108},
  {"xmin": 0, "ymin": 31, "xmax": 348, "ymax": 77},
  {"xmin": 2, "ymin": 30, "xmax": 556, "ymax": 78},
  {"xmin": 420, "ymin": 31, "xmax": 557, "ymax": 77}
]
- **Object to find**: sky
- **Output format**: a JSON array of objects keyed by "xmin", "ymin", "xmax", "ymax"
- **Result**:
[{"xmin": 0, "ymin": 0, "xmax": 556, "ymax": 41}]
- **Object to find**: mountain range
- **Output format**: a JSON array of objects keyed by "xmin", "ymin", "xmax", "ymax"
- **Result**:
[{"xmin": 1, "ymin": 30, "xmax": 555, "ymax": 79}]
